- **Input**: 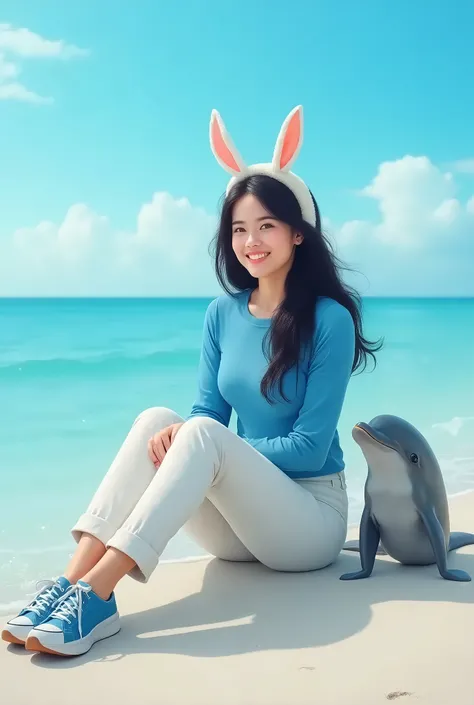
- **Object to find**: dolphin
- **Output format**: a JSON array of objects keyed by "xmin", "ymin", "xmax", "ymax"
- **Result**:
[{"xmin": 340, "ymin": 414, "xmax": 474, "ymax": 581}]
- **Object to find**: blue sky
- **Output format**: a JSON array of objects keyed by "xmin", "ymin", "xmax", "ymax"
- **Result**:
[{"xmin": 0, "ymin": 0, "xmax": 473, "ymax": 296}]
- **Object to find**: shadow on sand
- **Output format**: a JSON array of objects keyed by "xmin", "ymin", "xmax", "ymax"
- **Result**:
[{"xmin": 24, "ymin": 547, "xmax": 474, "ymax": 669}]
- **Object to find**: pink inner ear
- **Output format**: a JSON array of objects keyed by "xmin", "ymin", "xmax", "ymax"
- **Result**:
[
  {"xmin": 211, "ymin": 118, "xmax": 241, "ymax": 173},
  {"xmin": 279, "ymin": 110, "xmax": 301, "ymax": 169}
]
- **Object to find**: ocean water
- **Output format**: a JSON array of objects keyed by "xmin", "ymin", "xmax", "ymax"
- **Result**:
[{"xmin": 1, "ymin": 296, "xmax": 473, "ymax": 614}]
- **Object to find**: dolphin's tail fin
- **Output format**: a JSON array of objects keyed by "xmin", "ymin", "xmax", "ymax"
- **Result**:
[{"xmin": 449, "ymin": 532, "xmax": 474, "ymax": 551}]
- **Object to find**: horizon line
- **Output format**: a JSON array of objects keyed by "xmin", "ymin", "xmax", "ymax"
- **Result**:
[{"xmin": 0, "ymin": 295, "xmax": 473, "ymax": 301}]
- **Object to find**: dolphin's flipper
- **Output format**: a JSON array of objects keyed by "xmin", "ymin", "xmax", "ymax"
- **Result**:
[
  {"xmin": 449, "ymin": 532, "xmax": 474, "ymax": 551},
  {"xmin": 418, "ymin": 507, "xmax": 471, "ymax": 581},
  {"xmin": 342, "ymin": 539, "xmax": 387, "ymax": 555},
  {"xmin": 340, "ymin": 506, "xmax": 380, "ymax": 580}
]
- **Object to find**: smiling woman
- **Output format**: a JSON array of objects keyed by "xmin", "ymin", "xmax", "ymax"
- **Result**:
[
  {"xmin": 211, "ymin": 179, "xmax": 381, "ymax": 404},
  {"xmin": 2, "ymin": 105, "xmax": 382, "ymax": 659},
  {"xmin": 231, "ymin": 196, "xmax": 303, "ymax": 286}
]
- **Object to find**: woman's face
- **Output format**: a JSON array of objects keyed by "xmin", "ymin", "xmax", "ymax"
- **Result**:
[{"xmin": 231, "ymin": 194, "xmax": 302, "ymax": 280}]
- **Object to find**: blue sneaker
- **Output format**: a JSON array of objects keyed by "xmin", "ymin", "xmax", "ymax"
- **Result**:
[
  {"xmin": 2, "ymin": 576, "xmax": 71, "ymax": 645},
  {"xmin": 25, "ymin": 580, "xmax": 120, "ymax": 656}
]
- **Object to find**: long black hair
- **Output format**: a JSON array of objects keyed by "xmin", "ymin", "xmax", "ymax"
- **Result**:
[{"xmin": 209, "ymin": 174, "xmax": 383, "ymax": 403}]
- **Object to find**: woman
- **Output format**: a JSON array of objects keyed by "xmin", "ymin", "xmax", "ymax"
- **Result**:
[{"xmin": 2, "ymin": 106, "xmax": 381, "ymax": 657}]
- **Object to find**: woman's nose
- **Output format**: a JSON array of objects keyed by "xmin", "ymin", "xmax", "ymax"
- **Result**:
[{"xmin": 246, "ymin": 231, "xmax": 260, "ymax": 245}]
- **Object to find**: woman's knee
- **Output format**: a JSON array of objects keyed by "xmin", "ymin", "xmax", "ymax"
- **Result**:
[
  {"xmin": 181, "ymin": 415, "xmax": 225, "ymax": 439},
  {"xmin": 132, "ymin": 406, "xmax": 183, "ymax": 433}
]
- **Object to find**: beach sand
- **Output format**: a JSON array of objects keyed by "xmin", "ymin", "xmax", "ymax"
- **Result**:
[{"xmin": 2, "ymin": 491, "xmax": 474, "ymax": 705}]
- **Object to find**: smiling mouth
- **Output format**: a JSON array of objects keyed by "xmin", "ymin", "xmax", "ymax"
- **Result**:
[{"xmin": 246, "ymin": 253, "xmax": 270, "ymax": 261}]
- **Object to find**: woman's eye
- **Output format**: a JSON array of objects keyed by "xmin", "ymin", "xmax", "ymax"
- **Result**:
[{"xmin": 261, "ymin": 222, "xmax": 273, "ymax": 229}]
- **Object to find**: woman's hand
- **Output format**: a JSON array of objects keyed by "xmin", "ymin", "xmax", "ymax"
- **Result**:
[{"xmin": 148, "ymin": 422, "xmax": 184, "ymax": 468}]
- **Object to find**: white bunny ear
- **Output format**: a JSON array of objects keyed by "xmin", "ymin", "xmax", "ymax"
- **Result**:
[
  {"xmin": 272, "ymin": 105, "xmax": 304, "ymax": 172},
  {"xmin": 209, "ymin": 109, "xmax": 247, "ymax": 176}
]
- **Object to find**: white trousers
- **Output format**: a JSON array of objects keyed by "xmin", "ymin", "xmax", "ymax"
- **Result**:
[{"xmin": 71, "ymin": 407, "xmax": 349, "ymax": 582}]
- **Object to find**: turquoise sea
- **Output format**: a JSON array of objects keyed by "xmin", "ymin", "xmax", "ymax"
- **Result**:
[{"xmin": 1, "ymin": 297, "xmax": 473, "ymax": 614}]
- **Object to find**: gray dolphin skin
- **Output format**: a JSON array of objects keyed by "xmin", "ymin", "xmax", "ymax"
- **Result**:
[{"xmin": 340, "ymin": 414, "xmax": 474, "ymax": 581}]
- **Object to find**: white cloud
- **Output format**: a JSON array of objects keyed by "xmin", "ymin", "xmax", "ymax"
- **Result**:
[
  {"xmin": 328, "ymin": 155, "xmax": 474, "ymax": 296},
  {"xmin": 0, "ymin": 79, "xmax": 52, "ymax": 104},
  {"xmin": 0, "ymin": 52, "xmax": 17, "ymax": 79},
  {"xmin": 0, "ymin": 24, "xmax": 88, "ymax": 103},
  {"xmin": 358, "ymin": 156, "xmax": 459, "ymax": 247},
  {"xmin": 0, "ymin": 193, "xmax": 219, "ymax": 297},
  {"xmin": 1, "ymin": 154, "xmax": 473, "ymax": 297},
  {"xmin": 0, "ymin": 23, "xmax": 88, "ymax": 59},
  {"xmin": 433, "ymin": 417, "xmax": 474, "ymax": 437}
]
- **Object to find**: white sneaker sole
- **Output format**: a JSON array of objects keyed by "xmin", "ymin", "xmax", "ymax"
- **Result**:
[
  {"xmin": 25, "ymin": 612, "xmax": 121, "ymax": 657},
  {"xmin": 2, "ymin": 625, "xmax": 29, "ymax": 646}
]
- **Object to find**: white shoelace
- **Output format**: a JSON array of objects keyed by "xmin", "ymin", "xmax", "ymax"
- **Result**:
[
  {"xmin": 26, "ymin": 580, "xmax": 65, "ymax": 617},
  {"xmin": 49, "ymin": 583, "xmax": 92, "ymax": 639}
]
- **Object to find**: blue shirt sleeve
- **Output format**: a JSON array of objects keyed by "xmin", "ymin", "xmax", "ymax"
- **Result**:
[
  {"xmin": 187, "ymin": 298, "xmax": 232, "ymax": 427},
  {"xmin": 243, "ymin": 303, "xmax": 355, "ymax": 476}
]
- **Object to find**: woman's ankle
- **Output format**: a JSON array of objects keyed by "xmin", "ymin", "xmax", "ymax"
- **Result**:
[
  {"xmin": 63, "ymin": 533, "xmax": 107, "ymax": 586},
  {"xmin": 83, "ymin": 578, "xmax": 113, "ymax": 601},
  {"xmin": 82, "ymin": 547, "xmax": 136, "ymax": 600}
]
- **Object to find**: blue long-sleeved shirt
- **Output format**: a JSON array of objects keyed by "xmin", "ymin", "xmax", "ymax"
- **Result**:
[{"xmin": 188, "ymin": 289, "xmax": 355, "ymax": 478}]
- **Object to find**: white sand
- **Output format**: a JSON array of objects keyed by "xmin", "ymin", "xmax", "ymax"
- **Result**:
[{"xmin": 2, "ymin": 491, "xmax": 474, "ymax": 705}]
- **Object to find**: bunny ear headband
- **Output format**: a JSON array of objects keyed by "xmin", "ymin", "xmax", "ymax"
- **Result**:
[{"xmin": 209, "ymin": 105, "xmax": 316, "ymax": 226}]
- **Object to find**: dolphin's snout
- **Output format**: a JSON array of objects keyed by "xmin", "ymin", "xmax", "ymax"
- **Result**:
[{"xmin": 352, "ymin": 422, "xmax": 395, "ymax": 451}]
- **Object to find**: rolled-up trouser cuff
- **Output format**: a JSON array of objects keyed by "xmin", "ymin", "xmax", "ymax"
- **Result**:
[
  {"xmin": 71, "ymin": 513, "xmax": 117, "ymax": 546},
  {"xmin": 106, "ymin": 527, "xmax": 159, "ymax": 583}
]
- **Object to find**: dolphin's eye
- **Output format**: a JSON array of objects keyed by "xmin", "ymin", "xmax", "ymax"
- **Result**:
[{"xmin": 410, "ymin": 453, "xmax": 419, "ymax": 464}]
